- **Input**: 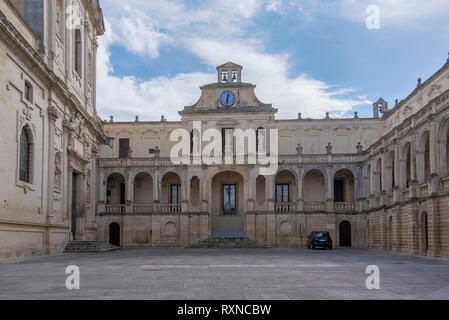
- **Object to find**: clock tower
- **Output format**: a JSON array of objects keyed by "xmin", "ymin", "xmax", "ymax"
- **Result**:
[{"xmin": 179, "ymin": 62, "xmax": 277, "ymax": 115}]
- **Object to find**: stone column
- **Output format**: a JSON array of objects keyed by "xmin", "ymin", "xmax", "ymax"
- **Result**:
[
  {"xmin": 125, "ymin": 171, "xmax": 134, "ymax": 213},
  {"xmin": 325, "ymin": 166, "xmax": 333, "ymax": 213},
  {"xmin": 368, "ymin": 158, "xmax": 377, "ymax": 209},
  {"xmin": 416, "ymin": 150, "xmax": 424, "ymax": 183},
  {"xmin": 153, "ymin": 169, "xmax": 160, "ymax": 212},
  {"xmin": 200, "ymin": 166, "xmax": 208, "ymax": 212},
  {"xmin": 266, "ymin": 174, "xmax": 275, "ymax": 211},
  {"xmin": 181, "ymin": 168, "xmax": 189, "ymax": 212},
  {"xmin": 46, "ymin": 106, "xmax": 59, "ymax": 222},
  {"xmin": 247, "ymin": 165, "xmax": 255, "ymax": 211},
  {"xmin": 355, "ymin": 164, "xmax": 364, "ymax": 212},
  {"xmin": 430, "ymin": 123, "xmax": 440, "ymax": 193},
  {"xmin": 296, "ymin": 166, "xmax": 303, "ymax": 211}
]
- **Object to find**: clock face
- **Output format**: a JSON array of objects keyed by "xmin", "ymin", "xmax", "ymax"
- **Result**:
[{"xmin": 220, "ymin": 91, "xmax": 235, "ymax": 107}]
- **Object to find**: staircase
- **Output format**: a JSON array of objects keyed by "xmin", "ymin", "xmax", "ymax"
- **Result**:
[
  {"xmin": 64, "ymin": 241, "xmax": 120, "ymax": 253},
  {"xmin": 189, "ymin": 237, "xmax": 269, "ymax": 248}
]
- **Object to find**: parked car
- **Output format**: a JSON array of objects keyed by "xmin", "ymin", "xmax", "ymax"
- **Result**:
[{"xmin": 307, "ymin": 231, "xmax": 333, "ymax": 250}]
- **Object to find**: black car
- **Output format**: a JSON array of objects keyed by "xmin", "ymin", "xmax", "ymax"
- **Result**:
[{"xmin": 307, "ymin": 231, "xmax": 333, "ymax": 250}]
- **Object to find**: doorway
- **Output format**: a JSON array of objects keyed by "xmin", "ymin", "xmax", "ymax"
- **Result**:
[
  {"xmin": 339, "ymin": 221, "xmax": 352, "ymax": 247},
  {"xmin": 71, "ymin": 173, "xmax": 78, "ymax": 238},
  {"xmin": 109, "ymin": 222, "xmax": 120, "ymax": 246}
]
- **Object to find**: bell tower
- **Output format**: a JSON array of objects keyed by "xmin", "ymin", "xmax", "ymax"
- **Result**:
[{"xmin": 217, "ymin": 62, "xmax": 242, "ymax": 83}]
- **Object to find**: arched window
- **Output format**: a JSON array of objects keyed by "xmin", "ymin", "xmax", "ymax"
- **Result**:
[{"xmin": 19, "ymin": 127, "xmax": 31, "ymax": 183}]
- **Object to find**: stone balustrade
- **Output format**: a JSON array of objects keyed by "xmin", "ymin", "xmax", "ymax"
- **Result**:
[
  {"xmin": 420, "ymin": 183, "xmax": 430, "ymax": 197},
  {"xmin": 275, "ymin": 202, "xmax": 296, "ymax": 212},
  {"xmin": 334, "ymin": 202, "xmax": 356, "ymax": 212},
  {"xmin": 105, "ymin": 205, "xmax": 125, "ymax": 213},
  {"xmin": 133, "ymin": 204, "xmax": 153, "ymax": 213},
  {"xmin": 442, "ymin": 176, "xmax": 449, "ymax": 192},
  {"xmin": 304, "ymin": 202, "xmax": 327, "ymax": 212},
  {"xmin": 160, "ymin": 203, "xmax": 182, "ymax": 213}
]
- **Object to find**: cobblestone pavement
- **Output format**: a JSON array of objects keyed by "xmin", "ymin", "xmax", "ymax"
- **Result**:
[{"xmin": 0, "ymin": 248, "xmax": 448, "ymax": 300}]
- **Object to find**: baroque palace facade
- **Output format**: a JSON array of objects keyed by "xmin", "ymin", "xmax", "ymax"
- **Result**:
[
  {"xmin": 0, "ymin": 0, "xmax": 104, "ymax": 260},
  {"xmin": 99, "ymin": 61, "xmax": 449, "ymax": 259},
  {"xmin": 1, "ymin": 2, "xmax": 449, "ymax": 262}
]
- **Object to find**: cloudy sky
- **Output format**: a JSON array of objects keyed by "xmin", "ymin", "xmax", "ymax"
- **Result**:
[{"xmin": 96, "ymin": 0, "xmax": 449, "ymax": 121}]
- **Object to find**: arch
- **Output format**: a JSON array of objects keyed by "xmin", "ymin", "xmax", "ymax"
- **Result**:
[
  {"xmin": 19, "ymin": 125, "xmax": 34, "ymax": 184},
  {"xmin": 211, "ymin": 171, "xmax": 245, "ymax": 215},
  {"xmin": 109, "ymin": 222, "xmax": 120, "ymax": 246},
  {"xmin": 401, "ymin": 142, "xmax": 412, "ymax": 187},
  {"xmin": 333, "ymin": 169, "xmax": 355, "ymax": 203},
  {"xmin": 275, "ymin": 170, "xmax": 296, "ymax": 204},
  {"xmin": 106, "ymin": 173, "xmax": 126, "ymax": 205},
  {"xmin": 161, "ymin": 172, "xmax": 182, "ymax": 204},
  {"xmin": 339, "ymin": 220, "xmax": 352, "ymax": 247},
  {"xmin": 365, "ymin": 164, "xmax": 371, "ymax": 198},
  {"xmin": 417, "ymin": 130, "xmax": 431, "ymax": 183},
  {"xmin": 386, "ymin": 150, "xmax": 396, "ymax": 192},
  {"xmin": 436, "ymin": 115, "xmax": 449, "ymax": 176},
  {"xmin": 303, "ymin": 169, "xmax": 325, "ymax": 202},
  {"xmin": 256, "ymin": 175, "xmax": 266, "ymax": 207},
  {"xmin": 134, "ymin": 172, "xmax": 153, "ymax": 205},
  {"xmin": 190, "ymin": 176, "xmax": 200, "ymax": 207},
  {"xmin": 211, "ymin": 171, "xmax": 245, "ymax": 236}
]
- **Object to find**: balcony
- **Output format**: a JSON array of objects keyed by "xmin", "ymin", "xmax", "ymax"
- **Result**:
[
  {"xmin": 387, "ymin": 192, "xmax": 394, "ymax": 206},
  {"xmin": 402, "ymin": 188, "xmax": 410, "ymax": 201},
  {"xmin": 160, "ymin": 203, "xmax": 181, "ymax": 213},
  {"xmin": 419, "ymin": 183, "xmax": 430, "ymax": 197},
  {"xmin": 275, "ymin": 203, "xmax": 297, "ymax": 212},
  {"xmin": 442, "ymin": 176, "xmax": 449, "ymax": 192},
  {"xmin": 133, "ymin": 204, "xmax": 153, "ymax": 213},
  {"xmin": 304, "ymin": 202, "xmax": 326, "ymax": 212},
  {"xmin": 105, "ymin": 205, "xmax": 125, "ymax": 213},
  {"xmin": 334, "ymin": 202, "xmax": 356, "ymax": 212}
]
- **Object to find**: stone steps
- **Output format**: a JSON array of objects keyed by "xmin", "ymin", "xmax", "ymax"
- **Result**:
[
  {"xmin": 189, "ymin": 237, "xmax": 269, "ymax": 248},
  {"xmin": 64, "ymin": 241, "xmax": 120, "ymax": 253}
]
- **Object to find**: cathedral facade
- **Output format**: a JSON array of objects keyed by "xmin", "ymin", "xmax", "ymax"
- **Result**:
[
  {"xmin": 1, "ymin": 1, "xmax": 449, "ymax": 262},
  {"xmin": 0, "ymin": 0, "xmax": 104, "ymax": 260}
]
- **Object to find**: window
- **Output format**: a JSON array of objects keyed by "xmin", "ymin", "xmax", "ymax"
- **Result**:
[
  {"xmin": 24, "ymin": 81, "xmax": 33, "ymax": 103},
  {"xmin": 334, "ymin": 180, "xmax": 345, "ymax": 202},
  {"xmin": 222, "ymin": 184, "xmax": 236, "ymax": 214},
  {"xmin": 275, "ymin": 184, "xmax": 289, "ymax": 203},
  {"xmin": 74, "ymin": 29, "xmax": 82, "ymax": 77},
  {"xmin": 119, "ymin": 138, "xmax": 130, "ymax": 158},
  {"xmin": 19, "ymin": 127, "xmax": 31, "ymax": 183},
  {"xmin": 222, "ymin": 128, "xmax": 234, "ymax": 154},
  {"xmin": 170, "ymin": 184, "xmax": 181, "ymax": 204}
]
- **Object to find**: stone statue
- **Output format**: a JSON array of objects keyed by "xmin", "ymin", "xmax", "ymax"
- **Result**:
[
  {"xmin": 296, "ymin": 144, "xmax": 303, "ymax": 156},
  {"xmin": 326, "ymin": 142, "xmax": 333, "ymax": 154},
  {"xmin": 68, "ymin": 112, "xmax": 84, "ymax": 136}
]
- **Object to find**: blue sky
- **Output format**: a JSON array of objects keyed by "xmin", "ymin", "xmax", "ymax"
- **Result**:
[{"xmin": 96, "ymin": 0, "xmax": 449, "ymax": 121}]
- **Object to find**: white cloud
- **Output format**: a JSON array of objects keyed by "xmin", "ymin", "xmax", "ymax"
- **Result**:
[{"xmin": 96, "ymin": 0, "xmax": 372, "ymax": 121}]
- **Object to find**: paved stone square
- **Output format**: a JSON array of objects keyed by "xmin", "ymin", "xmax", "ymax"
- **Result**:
[{"xmin": 0, "ymin": 248, "xmax": 448, "ymax": 300}]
